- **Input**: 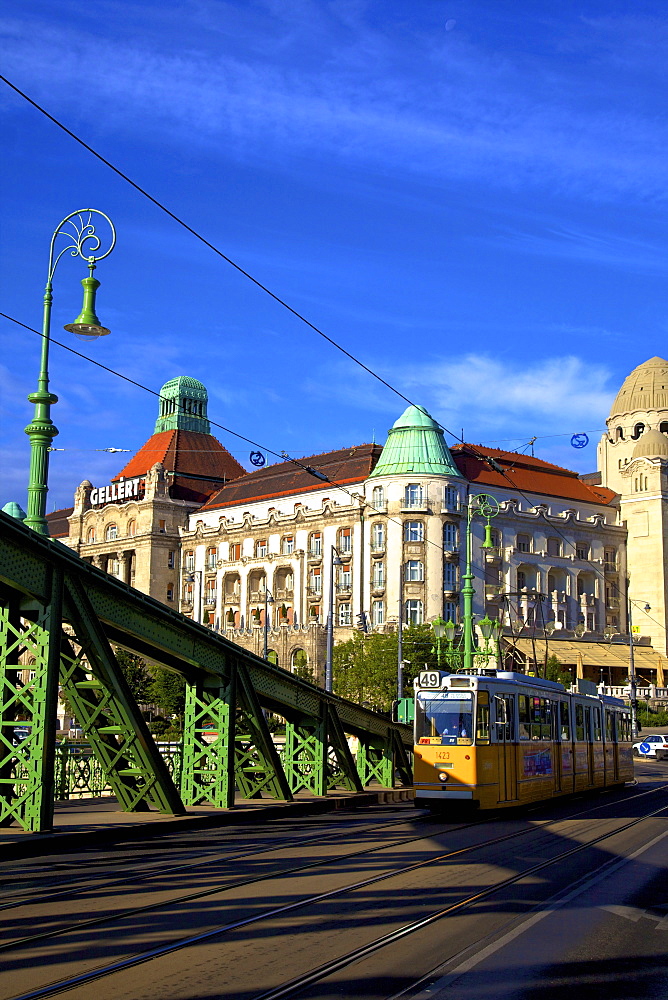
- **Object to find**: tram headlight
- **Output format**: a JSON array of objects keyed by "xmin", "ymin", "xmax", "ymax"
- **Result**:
[{"xmin": 437, "ymin": 772, "xmax": 448, "ymax": 782}]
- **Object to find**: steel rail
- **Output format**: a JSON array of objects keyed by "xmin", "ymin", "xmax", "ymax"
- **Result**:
[
  {"xmin": 0, "ymin": 810, "xmax": 437, "ymax": 912},
  {"xmin": 4, "ymin": 788, "xmax": 666, "ymax": 999}
]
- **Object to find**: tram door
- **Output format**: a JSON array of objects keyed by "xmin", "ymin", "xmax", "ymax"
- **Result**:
[
  {"xmin": 496, "ymin": 694, "xmax": 517, "ymax": 802},
  {"xmin": 584, "ymin": 707, "xmax": 595, "ymax": 785}
]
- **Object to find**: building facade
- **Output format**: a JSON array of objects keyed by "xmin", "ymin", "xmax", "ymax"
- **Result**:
[{"xmin": 38, "ymin": 358, "xmax": 668, "ymax": 691}]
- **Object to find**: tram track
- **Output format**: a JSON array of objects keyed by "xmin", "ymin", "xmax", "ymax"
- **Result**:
[
  {"xmin": 3, "ymin": 782, "xmax": 667, "ymax": 1000},
  {"xmin": 0, "ymin": 809, "xmax": 425, "ymax": 910}
]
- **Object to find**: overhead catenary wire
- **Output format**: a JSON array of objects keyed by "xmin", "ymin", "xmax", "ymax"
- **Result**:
[
  {"xmin": 2, "ymin": 78, "xmax": 662, "ymax": 648},
  {"xmin": 0, "ymin": 73, "xmax": 464, "ymax": 446}
]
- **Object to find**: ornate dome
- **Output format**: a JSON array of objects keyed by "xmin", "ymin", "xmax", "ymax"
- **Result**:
[
  {"xmin": 609, "ymin": 357, "xmax": 668, "ymax": 418},
  {"xmin": 632, "ymin": 428, "xmax": 668, "ymax": 459}
]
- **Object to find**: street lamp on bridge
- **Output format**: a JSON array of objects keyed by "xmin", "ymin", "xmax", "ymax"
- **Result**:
[{"xmin": 24, "ymin": 210, "xmax": 116, "ymax": 535}]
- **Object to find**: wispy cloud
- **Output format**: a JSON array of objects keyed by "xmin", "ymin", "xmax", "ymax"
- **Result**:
[{"xmin": 2, "ymin": 5, "xmax": 667, "ymax": 199}]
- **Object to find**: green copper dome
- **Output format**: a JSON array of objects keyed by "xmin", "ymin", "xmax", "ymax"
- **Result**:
[
  {"xmin": 154, "ymin": 376, "xmax": 211, "ymax": 435},
  {"xmin": 2, "ymin": 501, "xmax": 26, "ymax": 521},
  {"xmin": 369, "ymin": 405, "xmax": 461, "ymax": 477}
]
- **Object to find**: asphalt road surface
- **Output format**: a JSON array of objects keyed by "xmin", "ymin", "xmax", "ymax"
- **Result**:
[{"xmin": 1, "ymin": 761, "xmax": 666, "ymax": 1000}]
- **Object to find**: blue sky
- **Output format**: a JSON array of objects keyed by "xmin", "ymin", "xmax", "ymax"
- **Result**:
[{"xmin": 2, "ymin": 1, "xmax": 668, "ymax": 512}]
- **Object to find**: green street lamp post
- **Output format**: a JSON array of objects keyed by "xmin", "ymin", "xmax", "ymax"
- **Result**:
[
  {"xmin": 431, "ymin": 616, "xmax": 447, "ymax": 667},
  {"xmin": 440, "ymin": 494, "xmax": 500, "ymax": 673},
  {"xmin": 24, "ymin": 210, "xmax": 116, "ymax": 535}
]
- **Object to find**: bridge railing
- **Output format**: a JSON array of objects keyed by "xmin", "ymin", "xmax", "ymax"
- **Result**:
[{"xmin": 0, "ymin": 511, "xmax": 412, "ymax": 832}]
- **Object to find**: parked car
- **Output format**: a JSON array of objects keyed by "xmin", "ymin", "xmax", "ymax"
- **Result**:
[{"xmin": 632, "ymin": 735, "xmax": 668, "ymax": 760}]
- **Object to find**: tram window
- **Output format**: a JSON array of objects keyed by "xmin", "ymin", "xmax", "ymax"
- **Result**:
[
  {"xmin": 559, "ymin": 702, "xmax": 570, "ymax": 741},
  {"xmin": 605, "ymin": 709, "xmax": 615, "ymax": 742},
  {"xmin": 620, "ymin": 712, "xmax": 630, "ymax": 741},
  {"xmin": 416, "ymin": 692, "xmax": 473, "ymax": 744},
  {"xmin": 529, "ymin": 697, "xmax": 551, "ymax": 740},
  {"xmin": 575, "ymin": 704, "xmax": 585, "ymax": 742},
  {"xmin": 518, "ymin": 694, "xmax": 530, "ymax": 740},
  {"xmin": 476, "ymin": 707, "xmax": 490, "ymax": 742},
  {"xmin": 593, "ymin": 706, "xmax": 602, "ymax": 741}
]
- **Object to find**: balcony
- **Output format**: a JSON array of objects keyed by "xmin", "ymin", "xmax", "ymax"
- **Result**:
[
  {"xmin": 579, "ymin": 593, "xmax": 596, "ymax": 606},
  {"xmin": 401, "ymin": 496, "xmax": 430, "ymax": 513},
  {"xmin": 443, "ymin": 589, "xmax": 459, "ymax": 600},
  {"xmin": 307, "ymin": 586, "xmax": 322, "ymax": 598},
  {"xmin": 370, "ymin": 542, "xmax": 386, "ymax": 555},
  {"xmin": 484, "ymin": 547, "xmax": 501, "ymax": 564},
  {"xmin": 307, "ymin": 550, "xmax": 322, "ymax": 562},
  {"xmin": 274, "ymin": 587, "xmax": 294, "ymax": 600},
  {"xmin": 443, "ymin": 549, "xmax": 460, "ymax": 562}
]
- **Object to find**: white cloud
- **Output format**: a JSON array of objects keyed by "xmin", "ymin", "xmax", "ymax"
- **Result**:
[{"xmin": 2, "ymin": 6, "xmax": 668, "ymax": 199}]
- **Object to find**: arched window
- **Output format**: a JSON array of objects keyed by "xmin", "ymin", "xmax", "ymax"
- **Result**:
[
  {"xmin": 309, "ymin": 532, "xmax": 322, "ymax": 556},
  {"xmin": 291, "ymin": 649, "xmax": 310, "ymax": 678},
  {"xmin": 516, "ymin": 533, "xmax": 531, "ymax": 553},
  {"xmin": 105, "ymin": 523, "xmax": 118, "ymax": 541},
  {"xmin": 371, "ymin": 485, "xmax": 385, "ymax": 510},
  {"xmin": 661, "ymin": 422, "xmax": 668, "ymax": 435},
  {"xmin": 371, "ymin": 522, "xmax": 385, "ymax": 550},
  {"xmin": 338, "ymin": 527, "xmax": 352, "ymax": 553},
  {"xmin": 631, "ymin": 422, "xmax": 645, "ymax": 440},
  {"xmin": 546, "ymin": 537, "xmax": 561, "ymax": 557},
  {"xmin": 86, "ymin": 527, "xmax": 96, "ymax": 543},
  {"xmin": 127, "ymin": 519, "xmax": 136, "ymax": 537},
  {"xmin": 615, "ymin": 426, "xmax": 624, "ymax": 441}
]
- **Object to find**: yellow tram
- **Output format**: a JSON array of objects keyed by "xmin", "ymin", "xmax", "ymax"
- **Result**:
[{"xmin": 413, "ymin": 670, "xmax": 633, "ymax": 810}]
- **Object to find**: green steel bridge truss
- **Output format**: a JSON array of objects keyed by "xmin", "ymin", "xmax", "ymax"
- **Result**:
[{"xmin": 0, "ymin": 512, "xmax": 412, "ymax": 832}]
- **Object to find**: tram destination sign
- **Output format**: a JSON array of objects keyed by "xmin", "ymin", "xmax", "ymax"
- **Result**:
[{"xmin": 90, "ymin": 478, "xmax": 143, "ymax": 507}]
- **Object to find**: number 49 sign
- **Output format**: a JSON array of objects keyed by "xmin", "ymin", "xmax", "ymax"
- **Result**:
[{"xmin": 418, "ymin": 670, "xmax": 442, "ymax": 689}]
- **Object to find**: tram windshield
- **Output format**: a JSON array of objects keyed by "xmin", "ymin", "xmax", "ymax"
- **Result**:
[{"xmin": 416, "ymin": 691, "xmax": 473, "ymax": 745}]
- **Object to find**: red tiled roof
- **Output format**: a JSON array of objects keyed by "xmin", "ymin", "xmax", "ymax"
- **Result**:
[
  {"xmin": 451, "ymin": 445, "xmax": 617, "ymax": 506},
  {"xmin": 113, "ymin": 430, "xmax": 247, "ymax": 504},
  {"xmin": 46, "ymin": 507, "xmax": 74, "ymax": 539},
  {"xmin": 199, "ymin": 444, "xmax": 383, "ymax": 511}
]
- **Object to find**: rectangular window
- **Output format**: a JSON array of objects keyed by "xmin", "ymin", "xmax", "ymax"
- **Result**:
[
  {"xmin": 443, "ymin": 600, "xmax": 458, "ymax": 622},
  {"xmin": 372, "ymin": 562, "xmax": 385, "ymax": 588},
  {"xmin": 405, "ymin": 599, "xmax": 424, "ymax": 625},
  {"xmin": 282, "ymin": 535, "xmax": 294, "ymax": 554},
  {"xmin": 517, "ymin": 570, "xmax": 526, "ymax": 590},
  {"xmin": 256, "ymin": 539, "xmax": 267, "ymax": 557},
  {"xmin": 404, "ymin": 483, "xmax": 424, "ymax": 507},
  {"xmin": 168, "ymin": 551, "xmax": 175, "ymax": 569},
  {"xmin": 560, "ymin": 701, "xmax": 570, "ymax": 741},
  {"xmin": 547, "ymin": 538, "xmax": 561, "ymax": 557},
  {"xmin": 338, "ymin": 565, "xmax": 352, "ymax": 590},
  {"xmin": 575, "ymin": 704, "xmax": 585, "ymax": 741},
  {"xmin": 405, "ymin": 560, "xmax": 424, "ymax": 582},
  {"xmin": 593, "ymin": 706, "xmax": 602, "ymax": 741},
  {"xmin": 404, "ymin": 521, "xmax": 424, "ymax": 542},
  {"xmin": 338, "ymin": 603, "xmax": 352, "ymax": 626},
  {"xmin": 309, "ymin": 567, "xmax": 322, "ymax": 594},
  {"xmin": 443, "ymin": 562, "xmax": 457, "ymax": 588},
  {"xmin": 372, "ymin": 600, "xmax": 384, "ymax": 626},
  {"xmin": 310, "ymin": 533, "xmax": 322, "ymax": 556},
  {"xmin": 576, "ymin": 543, "xmax": 589, "ymax": 560},
  {"xmin": 185, "ymin": 551, "xmax": 195, "ymax": 572},
  {"xmin": 206, "ymin": 547, "xmax": 217, "ymax": 570},
  {"xmin": 415, "ymin": 691, "xmax": 473, "ymax": 744},
  {"xmin": 443, "ymin": 522, "xmax": 458, "ymax": 548},
  {"xmin": 604, "ymin": 548, "xmax": 617, "ymax": 570},
  {"xmin": 167, "ymin": 586, "xmax": 174, "ymax": 602},
  {"xmin": 230, "ymin": 543, "xmax": 241, "ymax": 561},
  {"xmin": 444, "ymin": 487, "xmax": 458, "ymax": 510},
  {"xmin": 517, "ymin": 534, "xmax": 531, "ymax": 553},
  {"xmin": 476, "ymin": 691, "xmax": 490, "ymax": 743},
  {"xmin": 518, "ymin": 694, "xmax": 530, "ymax": 740}
]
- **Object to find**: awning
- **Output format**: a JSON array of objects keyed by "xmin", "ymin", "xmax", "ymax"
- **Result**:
[{"xmin": 505, "ymin": 638, "xmax": 663, "ymax": 672}]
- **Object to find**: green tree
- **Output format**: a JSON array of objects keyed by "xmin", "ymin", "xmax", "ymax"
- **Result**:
[
  {"xmin": 147, "ymin": 667, "xmax": 186, "ymax": 729},
  {"xmin": 114, "ymin": 648, "xmax": 151, "ymax": 703},
  {"xmin": 333, "ymin": 625, "xmax": 440, "ymax": 712},
  {"xmin": 544, "ymin": 654, "xmax": 572, "ymax": 688}
]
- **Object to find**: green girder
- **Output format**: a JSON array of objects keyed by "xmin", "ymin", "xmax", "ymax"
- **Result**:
[{"xmin": 0, "ymin": 511, "xmax": 412, "ymax": 832}]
